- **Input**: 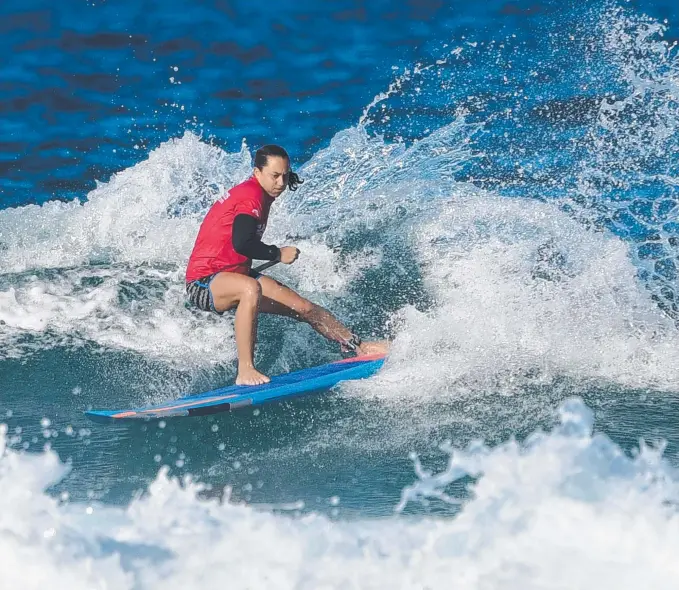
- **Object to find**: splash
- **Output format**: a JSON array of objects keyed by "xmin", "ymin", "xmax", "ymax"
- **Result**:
[
  {"xmin": 567, "ymin": 5, "xmax": 679, "ymax": 321},
  {"xmin": 355, "ymin": 190, "xmax": 679, "ymax": 399},
  {"xmin": 3, "ymin": 398, "xmax": 679, "ymax": 589}
]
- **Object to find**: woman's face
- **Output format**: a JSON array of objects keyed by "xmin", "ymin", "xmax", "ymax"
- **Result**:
[{"xmin": 254, "ymin": 156, "xmax": 290, "ymax": 198}]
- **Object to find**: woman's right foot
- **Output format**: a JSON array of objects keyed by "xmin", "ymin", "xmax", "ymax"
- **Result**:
[{"xmin": 236, "ymin": 366, "xmax": 270, "ymax": 386}]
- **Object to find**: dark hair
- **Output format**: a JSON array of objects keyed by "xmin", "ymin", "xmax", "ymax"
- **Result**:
[{"xmin": 254, "ymin": 144, "xmax": 304, "ymax": 192}]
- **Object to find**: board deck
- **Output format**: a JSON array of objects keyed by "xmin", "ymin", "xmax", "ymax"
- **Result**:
[{"xmin": 85, "ymin": 353, "xmax": 386, "ymax": 423}]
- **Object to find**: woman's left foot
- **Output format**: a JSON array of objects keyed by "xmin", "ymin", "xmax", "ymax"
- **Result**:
[{"xmin": 357, "ymin": 340, "xmax": 390, "ymax": 356}]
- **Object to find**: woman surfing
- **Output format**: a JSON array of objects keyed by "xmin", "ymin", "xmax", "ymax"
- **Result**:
[{"xmin": 185, "ymin": 144, "xmax": 389, "ymax": 385}]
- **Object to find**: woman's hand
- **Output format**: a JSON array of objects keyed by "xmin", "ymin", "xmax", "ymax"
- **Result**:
[{"xmin": 279, "ymin": 246, "xmax": 300, "ymax": 264}]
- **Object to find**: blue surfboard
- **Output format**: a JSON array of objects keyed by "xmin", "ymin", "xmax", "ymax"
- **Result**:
[{"xmin": 85, "ymin": 354, "xmax": 385, "ymax": 423}]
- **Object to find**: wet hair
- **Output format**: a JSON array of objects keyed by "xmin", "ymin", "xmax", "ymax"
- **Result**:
[{"xmin": 254, "ymin": 144, "xmax": 304, "ymax": 192}]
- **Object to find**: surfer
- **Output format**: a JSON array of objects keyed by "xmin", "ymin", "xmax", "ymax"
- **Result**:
[{"xmin": 185, "ymin": 144, "xmax": 388, "ymax": 385}]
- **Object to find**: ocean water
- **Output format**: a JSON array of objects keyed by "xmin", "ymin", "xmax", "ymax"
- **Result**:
[{"xmin": 2, "ymin": 0, "xmax": 679, "ymax": 587}]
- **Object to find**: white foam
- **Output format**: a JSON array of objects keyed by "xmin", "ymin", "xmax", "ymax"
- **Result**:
[
  {"xmin": 350, "ymin": 190, "xmax": 679, "ymax": 400},
  {"xmin": 0, "ymin": 132, "xmax": 251, "ymax": 273},
  {"xmin": 3, "ymin": 398, "xmax": 679, "ymax": 589},
  {"xmin": 0, "ymin": 133, "xmax": 254, "ymax": 365}
]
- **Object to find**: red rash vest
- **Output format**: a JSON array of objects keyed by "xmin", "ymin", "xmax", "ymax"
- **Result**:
[{"xmin": 185, "ymin": 176, "xmax": 273, "ymax": 283}]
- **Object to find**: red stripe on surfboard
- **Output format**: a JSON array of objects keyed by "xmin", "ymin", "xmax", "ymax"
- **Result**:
[{"xmin": 332, "ymin": 353, "xmax": 386, "ymax": 364}]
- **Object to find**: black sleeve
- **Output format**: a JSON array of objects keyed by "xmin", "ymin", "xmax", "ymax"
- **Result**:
[{"xmin": 232, "ymin": 214, "xmax": 280, "ymax": 261}]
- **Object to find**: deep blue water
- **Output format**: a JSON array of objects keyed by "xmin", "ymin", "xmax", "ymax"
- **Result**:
[
  {"xmin": 2, "ymin": 1, "xmax": 679, "ymax": 587},
  {"xmin": 3, "ymin": 0, "xmax": 675, "ymax": 207}
]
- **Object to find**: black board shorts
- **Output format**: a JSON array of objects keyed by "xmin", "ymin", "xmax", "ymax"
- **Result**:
[{"xmin": 185, "ymin": 270, "xmax": 263, "ymax": 314}]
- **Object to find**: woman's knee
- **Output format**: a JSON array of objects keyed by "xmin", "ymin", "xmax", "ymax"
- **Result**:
[
  {"xmin": 240, "ymin": 279, "xmax": 262, "ymax": 305},
  {"xmin": 210, "ymin": 274, "xmax": 261, "ymax": 311},
  {"xmin": 295, "ymin": 299, "xmax": 317, "ymax": 319}
]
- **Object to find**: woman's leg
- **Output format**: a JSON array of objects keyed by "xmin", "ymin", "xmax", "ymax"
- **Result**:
[
  {"xmin": 209, "ymin": 272, "xmax": 269, "ymax": 385},
  {"xmin": 257, "ymin": 275, "xmax": 389, "ymax": 356}
]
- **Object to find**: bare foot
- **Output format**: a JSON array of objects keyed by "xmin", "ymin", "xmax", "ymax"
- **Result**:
[
  {"xmin": 357, "ymin": 340, "xmax": 390, "ymax": 356},
  {"xmin": 236, "ymin": 366, "xmax": 270, "ymax": 386}
]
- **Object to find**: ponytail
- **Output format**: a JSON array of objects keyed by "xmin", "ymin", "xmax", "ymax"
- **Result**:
[{"xmin": 287, "ymin": 170, "xmax": 303, "ymax": 192}]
